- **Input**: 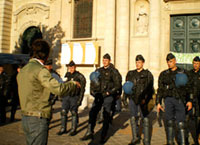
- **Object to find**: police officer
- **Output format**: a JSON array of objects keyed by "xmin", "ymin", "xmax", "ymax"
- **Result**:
[
  {"xmin": 124, "ymin": 55, "xmax": 154, "ymax": 145},
  {"xmin": 188, "ymin": 56, "xmax": 200, "ymax": 144},
  {"xmin": 98, "ymin": 63, "xmax": 122, "ymax": 124},
  {"xmin": 156, "ymin": 53, "xmax": 193, "ymax": 145},
  {"xmin": 81, "ymin": 53, "xmax": 122, "ymax": 144},
  {"xmin": 57, "ymin": 60, "xmax": 86, "ymax": 136},
  {"xmin": 0, "ymin": 65, "xmax": 7, "ymax": 124}
]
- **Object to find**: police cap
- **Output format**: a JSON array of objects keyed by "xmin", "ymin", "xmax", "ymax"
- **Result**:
[
  {"xmin": 67, "ymin": 60, "xmax": 76, "ymax": 67},
  {"xmin": 103, "ymin": 53, "xmax": 111, "ymax": 60},
  {"xmin": 193, "ymin": 56, "xmax": 200, "ymax": 62},
  {"xmin": 136, "ymin": 54, "xmax": 145, "ymax": 62},
  {"xmin": 166, "ymin": 53, "xmax": 175, "ymax": 61}
]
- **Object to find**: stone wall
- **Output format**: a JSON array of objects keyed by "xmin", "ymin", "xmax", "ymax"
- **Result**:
[{"xmin": 0, "ymin": 0, "xmax": 12, "ymax": 53}]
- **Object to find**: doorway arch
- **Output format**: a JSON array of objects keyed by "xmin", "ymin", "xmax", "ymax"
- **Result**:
[{"xmin": 20, "ymin": 26, "xmax": 42, "ymax": 54}]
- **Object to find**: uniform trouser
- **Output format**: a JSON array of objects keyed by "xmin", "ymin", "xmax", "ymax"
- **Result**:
[
  {"xmin": 129, "ymin": 99, "xmax": 150, "ymax": 144},
  {"xmin": 164, "ymin": 97, "xmax": 186, "ymax": 144},
  {"xmin": 0, "ymin": 96, "xmax": 6, "ymax": 123},
  {"xmin": 22, "ymin": 116, "xmax": 49, "ymax": 145},
  {"xmin": 89, "ymin": 95, "xmax": 113, "ymax": 138},
  {"xmin": 62, "ymin": 96, "xmax": 79, "ymax": 114},
  {"xmin": 61, "ymin": 96, "xmax": 79, "ymax": 130},
  {"xmin": 10, "ymin": 98, "xmax": 19, "ymax": 121}
]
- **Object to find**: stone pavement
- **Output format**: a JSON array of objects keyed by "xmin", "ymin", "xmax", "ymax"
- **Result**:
[{"xmin": 0, "ymin": 101, "xmax": 195, "ymax": 145}]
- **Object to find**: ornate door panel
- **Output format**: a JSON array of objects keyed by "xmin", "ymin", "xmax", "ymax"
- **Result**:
[{"xmin": 170, "ymin": 14, "xmax": 200, "ymax": 70}]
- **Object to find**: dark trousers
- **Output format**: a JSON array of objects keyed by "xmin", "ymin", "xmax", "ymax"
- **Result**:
[
  {"xmin": 62, "ymin": 96, "xmax": 79, "ymax": 113},
  {"xmin": 129, "ymin": 99, "xmax": 150, "ymax": 137},
  {"xmin": 89, "ymin": 95, "xmax": 113, "ymax": 137},
  {"xmin": 129, "ymin": 99, "xmax": 143, "ymax": 118},
  {"xmin": 22, "ymin": 116, "xmax": 49, "ymax": 145},
  {"xmin": 0, "ymin": 96, "xmax": 7, "ymax": 123},
  {"xmin": 164, "ymin": 97, "xmax": 186, "ymax": 122}
]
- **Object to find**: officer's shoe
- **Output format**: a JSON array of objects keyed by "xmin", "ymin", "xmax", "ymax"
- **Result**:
[
  {"xmin": 99, "ymin": 137, "xmax": 106, "ymax": 144},
  {"xmin": 81, "ymin": 124, "xmax": 94, "ymax": 141},
  {"xmin": 57, "ymin": 128, "xmax": 67, "ymax": 136},
  {"xmin": 81, "ymin": 133, "xmax": 93, "ymax": 141},
  {"xmin": 69, "ymin": 130, "xmax": 77, "ymax": 136},
  {"xmin": 128, "ymin": 138, "xmax": 141, "ymax": 145}
]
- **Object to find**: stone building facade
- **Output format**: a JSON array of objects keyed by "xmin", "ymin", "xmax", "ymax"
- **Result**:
[{"xmin": 0, "ymin": 0, "xmax": 200, "ymax": 108}]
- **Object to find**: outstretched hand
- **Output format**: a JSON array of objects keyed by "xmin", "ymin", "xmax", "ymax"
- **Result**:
[{"xmin": 157, "ymin": 103, "xmax": 164, "ymax": 113}]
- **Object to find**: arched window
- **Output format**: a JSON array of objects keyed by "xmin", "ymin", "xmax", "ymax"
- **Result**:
[{"xmin": 73, "ymin": 0, "xmax": 93, "ymax": 38}]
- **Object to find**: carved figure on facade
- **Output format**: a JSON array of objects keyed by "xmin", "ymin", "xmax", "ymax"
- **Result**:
[{"xmin": 135, "ymin": 1, "xmax": 149, "ymax": 36}]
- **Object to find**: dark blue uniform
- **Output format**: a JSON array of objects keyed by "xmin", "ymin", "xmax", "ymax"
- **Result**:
[
  {"xmin": 156, "ymin": 67, "xmax": 193, "ymax": 145},
  {"xmin": 57, "ymin": 71, "xmax": 86, "ymax": 136},
  {"xmin": 188, "ymin": 69, "xmax": 200, "ymax": 144},
  {"xmin": 0, "ymin": 71, "xmax": 7, "ymax": 123},
  {"xmin": 125, "ymin": 69, "xmax": 154, "ymax": 145},
  {"xmin": 82, "ymin": 64, "xmax": 122, "ymax": 143}
]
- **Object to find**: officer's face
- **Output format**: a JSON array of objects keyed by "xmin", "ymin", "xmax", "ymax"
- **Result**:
[
  {"xmin": 193, "ymin": 61, "xmax": 200, "ymax": 71},
  {"xmin": 0, "ymin": 66, "xmax": 3, "ymax": 74},
  {"xmin": 103, "ymin": 59, "xmax": 110, "ymax": 67},
  {"xmin": 68, "ymin": 66, "xmax": 76, "ymax": 74},
  {"xmin": 136, "ymin": 60, "xmax": 144, "ymax": 70},
  {"xmin": 167, "ymin": 58, "xmax": 176, "ymax": 69}
]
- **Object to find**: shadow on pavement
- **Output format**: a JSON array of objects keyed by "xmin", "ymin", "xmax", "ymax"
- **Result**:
[
  {"xmin": 87, "ymin": 110, "xmax": 130, "ymax": 145},
  {"xmin": 0, "ymin": 118, "xmax": 21, "ymax": 127}
]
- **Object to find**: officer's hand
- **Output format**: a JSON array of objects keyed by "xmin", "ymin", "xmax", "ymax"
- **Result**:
[
  {"xmin": 75, "ymin": 81, "xmax": 81, "ymax": 88},
  {"xmin": 157, "ymin": 103, "xmax": 164, "ymax": 113},
  {"xmin": 141, "ymin": 99, "xmax": 145, "ymax": 105},
  {"xmin": 186, "ymin": 102, "xmax": 192, "ymax": 111}
]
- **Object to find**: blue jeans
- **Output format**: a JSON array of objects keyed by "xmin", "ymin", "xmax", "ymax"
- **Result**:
[{"xmin": 22, "ymin": 116, "xmax": 49, "ymax": 145}]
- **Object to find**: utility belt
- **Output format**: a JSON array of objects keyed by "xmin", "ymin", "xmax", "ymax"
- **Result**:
[{"xmin": 21, "ymin": 110, "xmax": 50, "ymax": 119}]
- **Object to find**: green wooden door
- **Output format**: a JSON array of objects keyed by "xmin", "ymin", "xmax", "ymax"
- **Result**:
[{"xmin": 170, "ymin": 14, "xmax": 200, "ymax": 70}]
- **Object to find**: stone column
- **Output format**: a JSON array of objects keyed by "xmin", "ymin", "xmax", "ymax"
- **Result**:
[
  {"xmin": 104, "ymin": 0, "xmax": 116, "ymax": 62},
  {"xmin": 115, "ymin": 0, "xmax": 129, "ymax": 78},
  {"xmin": 149, "ymin": 0, "xmax": 161, "ymax": 88},
  {"xmin": 0, "ymin": 0, "xmax": 12, "ymax": 53}
]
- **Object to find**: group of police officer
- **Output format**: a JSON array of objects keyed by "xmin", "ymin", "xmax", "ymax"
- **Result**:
[
  {"xmin": 1, "ymin": 50, "xmax": 200, "ymax": 145},
  {"xmin": 56, "ymin": 52, "xmax": 200, "ymax": 145}
]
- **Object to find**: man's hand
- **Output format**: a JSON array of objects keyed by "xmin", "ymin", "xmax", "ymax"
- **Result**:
[
  {"xmin": 186, "ymin": 102, "xmax": 192, "ymax": 111},
  {"xmin": 157, "ymin": 103, "xmax": 164, "ymax": 113}
]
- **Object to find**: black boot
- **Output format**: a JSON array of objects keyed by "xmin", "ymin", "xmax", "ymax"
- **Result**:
[
  {"xmin": 143, "ymin": 117, "xmax": 150, "ymax": 145},
  {"xmin": 57, "ymin": 110, "xmax": 67, "ymax": 135},
  {"xmin": 81, "ymin": 124, "xmax": 94, "ymax": 140},
  {"xmin": 178, "ymin": 122, "xmax": 186, "ymax": 145},
  {"xmin": 129, "ymin": 117, "xmax": 140, "ymax": 145},
  {"xmin": 98, "ymin": 108, "xmax": 104, "ymax": 124},
  {"xmin": 167, "ymin": 120, "xmax": 174, "ymax": 145},
  {"xmin": 70, "ymin": 113, "xmax": 77, "ymax": 136}
]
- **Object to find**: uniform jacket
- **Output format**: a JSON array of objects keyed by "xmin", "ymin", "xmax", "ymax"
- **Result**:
[
  {"xmin": 64, "ymin": 71, "xmax": 86, "ymax": 105},
  {"xmin": 156, "ymin": 67, "xmax": 192, "ymax": 105},
  {"xmin": 126, "ymin": 69, "xmax": 154, "ymax": 105},
  {"xmin": 188, "ymin": 69, "xmax": 200, "ymax": 116},
  {"xmin": 17, "ymin": 59, "xmax": 77, "ymax": 119},
  {"xmin": 90, "ymin": 64, "xmax": 122, "ymax": 98}
]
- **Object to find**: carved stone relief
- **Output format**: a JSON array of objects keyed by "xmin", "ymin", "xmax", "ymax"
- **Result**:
[
  {"xmin": 134, "ymin": 0, "xmax": 149, "ymax": 36},
  {"xmin": 13, "ymin": 3, "xmax": 50, "ymax": 31}
]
